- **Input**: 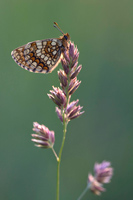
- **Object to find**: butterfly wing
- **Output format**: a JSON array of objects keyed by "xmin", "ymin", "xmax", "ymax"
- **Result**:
[{"xmin": 11, "ymin": 38, "xmax": 63, "ymax": 73}]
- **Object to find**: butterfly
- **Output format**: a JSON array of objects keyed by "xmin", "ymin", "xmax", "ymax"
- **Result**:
[{"xmin": 11, "ymin": 22, "xmax": 70, "ymax": 73}]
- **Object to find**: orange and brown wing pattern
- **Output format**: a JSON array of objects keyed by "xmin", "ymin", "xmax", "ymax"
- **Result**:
[{"xmin": 11, "ymin": 38, "xmax": 63, "ymax": 73}]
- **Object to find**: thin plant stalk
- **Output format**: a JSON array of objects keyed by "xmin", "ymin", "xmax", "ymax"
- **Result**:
[
  {"xmin": 56, "ymin": 115, "xmax": 67, "ymax": 200},
  {"xmin": 56, "ymin": 66, "xmax": 71, "ymax": 200},
  {"xmin": 77, "ymin": 186, "xmax": 89, "ymax": 200},
  {"xmin": 52, "ymin": 147, "xmax": 59, "ymax": 161}
]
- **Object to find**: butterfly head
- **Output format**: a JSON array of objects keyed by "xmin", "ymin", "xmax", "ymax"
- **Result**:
[
  {"xmin": 63, "ymin": 33, "xmax": 70, "ymax": 41},
  {"xmin": 60, "ymin": 33, "xmax": 70, "ymax": 49},
  {"xmin": 54, "ymin": 22, "xmax": 70, "ymax": 49}
]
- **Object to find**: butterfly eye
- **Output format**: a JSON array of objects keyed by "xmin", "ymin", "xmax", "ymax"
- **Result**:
[{"xmin": 64, "ymin": 35, "xmax": 68, "ymax": 40}]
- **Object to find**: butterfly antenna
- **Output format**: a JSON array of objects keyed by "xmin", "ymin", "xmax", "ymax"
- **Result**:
[{"xmin": 53, "ymin": 22, "xmax": 64, "ymax": 35}]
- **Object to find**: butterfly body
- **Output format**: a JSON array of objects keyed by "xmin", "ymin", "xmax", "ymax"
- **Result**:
[{"xmin": 11, "ymin": 31, "xmax": 70, "ymax": 73}]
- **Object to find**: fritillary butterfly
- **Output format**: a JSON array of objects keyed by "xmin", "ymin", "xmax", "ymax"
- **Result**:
[{"xmin": 11, "ymin": 22, "xmax": 70, "ymax": 73}]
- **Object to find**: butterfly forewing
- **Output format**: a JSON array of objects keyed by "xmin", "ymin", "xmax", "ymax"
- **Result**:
[{"xmin": 11, "ymin": 38, "xmax": 63, "ymax": 73}]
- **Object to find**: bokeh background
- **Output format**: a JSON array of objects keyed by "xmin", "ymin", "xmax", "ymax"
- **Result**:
[{"xmin": 0, "ymin": 0, "xmax": 133, "ymax": 199}]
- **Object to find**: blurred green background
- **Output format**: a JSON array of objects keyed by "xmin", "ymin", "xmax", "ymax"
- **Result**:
[{"xmin": 0, "ymin": 0, "xmax": 133, "ymax": 199}]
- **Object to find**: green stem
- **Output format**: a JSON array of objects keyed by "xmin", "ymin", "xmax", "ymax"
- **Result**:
[
  {"xmin": 51, "ymin": 147, "xmax": 59, "ymax": 161},
  {"xmin": 56, "ymin": 112, "xmax": 67, "ymax": 200},
  {"xmin": 56, "ymin": 63, "xmax": 71, "ymax": 200},
  {"xmin": 77, "ymin": 186, "xmax": 89, "ymax": 200}
]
